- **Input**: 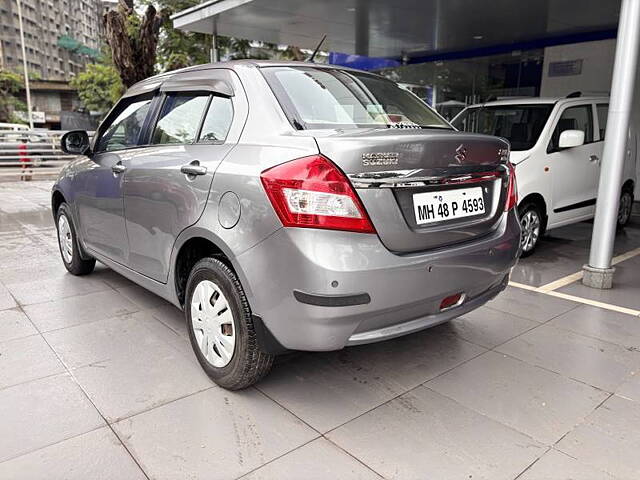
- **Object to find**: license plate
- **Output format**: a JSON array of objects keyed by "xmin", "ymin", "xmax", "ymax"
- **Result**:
[{"xmin": 413, "ymin": 187, "xmax": 485, "ymax": 225}]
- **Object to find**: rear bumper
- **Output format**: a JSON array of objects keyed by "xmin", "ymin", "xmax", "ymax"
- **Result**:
[{"xmin": 236, "ymin": 209, "xmax": 521, "ymax": 351}]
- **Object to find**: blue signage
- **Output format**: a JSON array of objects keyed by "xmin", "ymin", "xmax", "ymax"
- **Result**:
[{"xmin": 328, "ymin": 52, "xmax": 401, "ymax": 71}]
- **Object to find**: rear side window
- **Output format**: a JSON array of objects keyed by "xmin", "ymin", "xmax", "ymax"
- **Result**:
[
  {"xmin": 97, "ymin": 96, "xmax": 152, "ymax": 152},
  {"xmin": 151, "ymin": 94, "xmax": 209, "ymax": 145},
  {"xmin": 548, "ymin": 105, "xmax": 593, "ymax": 152},
  {"xmin": 198, "ymin": 96, "xmax": 233, "ymax": 143},
  {"xmin": 597, "ymin": 104, "xmax": 608, "ymax": 140}
]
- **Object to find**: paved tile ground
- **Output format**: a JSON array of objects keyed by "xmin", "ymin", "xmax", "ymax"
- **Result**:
[{"xmin": 1, "ymin": 181, "xmax": 640, "ymax": 479}]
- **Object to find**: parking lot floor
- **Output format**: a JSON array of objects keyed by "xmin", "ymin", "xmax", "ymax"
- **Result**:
[{"xmin": 1, "ymin": 181, "xmax": 640, "ymax": 479}]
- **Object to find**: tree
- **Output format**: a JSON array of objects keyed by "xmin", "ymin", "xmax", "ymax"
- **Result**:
[
  {"xmin": 70, "ymin": 63, "xmax": 124, "ymax": 114},
  {"xmin": 150, "ymin": 0, "xmax": 303, "ymax": 71},
  {"xmin": 103, "ymin": 0, "xmax": 163, "ymax": 87},
  {"xmin": 151, "ymin": 0, "xmax": 211, "ymax": 71},
  {"xmin": 0, "ymin": 70, "xmax": 25, "ymax": 123}
]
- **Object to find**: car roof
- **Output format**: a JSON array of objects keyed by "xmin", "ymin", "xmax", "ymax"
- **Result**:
[
  {"xmin": 463, "ymin": 96, "xmax": 609, "ymax": 108},
  {"xmin": 125, "ymin": 60, "xmax": 375, "ymax": 96}
]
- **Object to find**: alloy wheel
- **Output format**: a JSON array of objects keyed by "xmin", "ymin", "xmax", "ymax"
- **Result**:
[
  {"xmin": 520, "ymin": 210, "xmax": 541, "ymax": 253},
  {"xmin": 190, "ymin": 280, "xmax": 236, "ymax": 368},
  {"xmin": 57, "ymin": 214, "xmax": 73, "ymax": 264}
]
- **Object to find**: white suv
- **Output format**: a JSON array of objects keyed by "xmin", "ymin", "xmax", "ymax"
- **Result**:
[{"xmin": 453, "ymin": 95, "xmax": 637, "ymax": 255}]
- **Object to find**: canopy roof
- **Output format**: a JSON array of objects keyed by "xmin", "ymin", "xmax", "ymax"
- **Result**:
[{"xmin": 172, "ymin": 0, "xmax": 621, "ymax": 59}]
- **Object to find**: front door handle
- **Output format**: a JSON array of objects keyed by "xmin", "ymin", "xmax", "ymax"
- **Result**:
[
  {"xmin": 181, "ymin": 161, "xmax": 207, "ymax": 176},
  {"xmin": 112, "ymin": 162, "xmax": 126, "ymax": 174},
  {"xmin": 589, "ymin": 155, "xmax": 600, "ymax": 163}
]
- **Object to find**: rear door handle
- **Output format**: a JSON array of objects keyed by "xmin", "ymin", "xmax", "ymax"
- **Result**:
[
  {"xmin": 111, "ymin": 162, "xmax": 126, "ymax": 174},
  {"xmin": 181, "ymin": 162, "xmax": 207, "ymax": 176}
]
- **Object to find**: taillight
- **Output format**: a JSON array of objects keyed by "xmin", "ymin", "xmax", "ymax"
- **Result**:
[
  {"xmin": 260, "ymin": 155, "xmax": 376, "ymax": 234},
  {"xmin": 505, "ymin": 162, "xmax": 518, "ymax": 211}
]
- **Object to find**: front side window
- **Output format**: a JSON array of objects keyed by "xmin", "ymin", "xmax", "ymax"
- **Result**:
[
  {"xmin": 452, "ymin": 105, "xmax": 553, "ymax": 151},
  {"xmin": 97, "ymin": 97, "xmax": 152, "ymax": 152},
  {"xmin": 548, "ymin": 105, "xmax": 593, "ymax": 152},
  {"xmin": 261, "ymin": 66, "xmax": 450, "ymax": 130},
  {"xmin": 151, "ymin": 94, "xmax": 209, "ymax": 145},
  {"xmin": 597, "ymin": 104, "xmax": 608, "ymax": 140},
  {"xmin": 198, "ymin": 96, "xmax": 233, "ymax": 143}
]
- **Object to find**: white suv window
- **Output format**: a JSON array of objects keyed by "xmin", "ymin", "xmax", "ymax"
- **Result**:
[
  {"xmin": 596, "ymin": 104, "xmax": 608, "ymax": 140},
  {"xmin": 548, "ymin": 104, "xmax": 594, "ymax": 152}
]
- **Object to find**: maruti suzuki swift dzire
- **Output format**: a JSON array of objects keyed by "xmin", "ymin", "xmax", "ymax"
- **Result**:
[{"xmin": 54, "ymin": 61, "xmax": 520, "ymax": 389}]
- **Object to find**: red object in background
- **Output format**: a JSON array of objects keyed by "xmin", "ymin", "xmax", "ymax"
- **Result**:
[{"xmin": 18, "ymin": 142, "xmax": 30, "ymax": 168}]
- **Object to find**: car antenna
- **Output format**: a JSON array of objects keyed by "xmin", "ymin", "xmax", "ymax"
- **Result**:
[{"xmin": 307, "ymin": 35, "xmax": 327, "ymax": 63}]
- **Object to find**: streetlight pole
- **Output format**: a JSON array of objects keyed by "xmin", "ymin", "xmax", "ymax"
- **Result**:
[
  {"xmin": 16, "ymin": 0, "xmax": 34, "ymax": 130},
  {"xmin": 583, "ymin": 0, "xmax": 640, "ymax": 289}
]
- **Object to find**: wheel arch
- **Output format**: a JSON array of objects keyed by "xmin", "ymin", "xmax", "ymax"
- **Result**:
[
  {"xmin": 51, "ymin": 189, "xmax": 67, "ymax": 218},
  {"xmin": 519, "ymin": 192, "xmax": 548, "ymax": 233},
  {"xmin": 171, "ymin": 228, "xmax": 247, "ymax": 308},
  {"xmin": 622, "ymin": 178, "xmax": 635, "ymax": 195}
]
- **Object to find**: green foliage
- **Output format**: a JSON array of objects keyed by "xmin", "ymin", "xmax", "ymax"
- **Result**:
[
  {"xmin": 70, "ymin": 63, "xmax": 124, "ymax": 114},
  {"xmin": 0, "ymin": 70, "xmax": 26, "ymax": 123},
  {"xmin": 150, "ymin": 0, "xmax": 211, "ymax": 71},
  {"xmin": 148, "ymin": 0, "xmax": 284, "ymax": 71}
]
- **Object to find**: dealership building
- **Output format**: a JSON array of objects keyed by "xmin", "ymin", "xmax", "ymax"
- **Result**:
[
  {"xmin": 172, "ymin": 0, "xmax": 630, "ymax": 106},
  {"xmin": 172, "ymin": 0, "xmax": 640, "ymax": 287}
]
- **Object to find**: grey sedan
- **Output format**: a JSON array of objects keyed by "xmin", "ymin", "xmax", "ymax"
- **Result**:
[{"xmin": 53, "ymin": 61, "xmax": 520, "ymax": 389}]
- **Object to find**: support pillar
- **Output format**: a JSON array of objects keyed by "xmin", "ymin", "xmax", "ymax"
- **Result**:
[
  {"xmin": 355, "ymin": 0, "xmax": 369, "ymax": 56},
  {"xmin": 210, "ymin": 18, "xmax": 219, "ymax": 63},
  {"xmin": 583, "ymin": 0, "xmax": 640, "ymax": 289}
]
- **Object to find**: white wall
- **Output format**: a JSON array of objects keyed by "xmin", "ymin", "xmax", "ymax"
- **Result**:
[
  {"xmin": 541, "ymin": 39, "xmax": 640, "ymax": 198},
  {"xmin": 540, "ymin": 39, "xmax": 616, "ymax": 97}
]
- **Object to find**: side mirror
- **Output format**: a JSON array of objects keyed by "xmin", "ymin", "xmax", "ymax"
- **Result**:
[
  {"xmin": 61, "ymin": 130, "xmax": 91, "ymax": 156},
  {"xmin": 558, "ymin": 129, "xmax": 585, "ymax": 149}
]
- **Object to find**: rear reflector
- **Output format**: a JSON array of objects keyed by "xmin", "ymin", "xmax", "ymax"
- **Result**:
[
  {"xmin": 261, "ymin": 155, "xmax": 376, "ymax": 233},
  {"xmin": 440, "ymin": 292, "xmax": 465, "ymax": 311}
]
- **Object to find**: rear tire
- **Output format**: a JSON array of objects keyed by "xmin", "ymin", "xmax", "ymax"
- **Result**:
[
  {"xmin": 518, "ymin": 202, "xmax": 543, "ymax": 257},
  {"xmin": 56, "ymin": 203, "xmax": 95, "ymax": 275},
  {"xmin": 185, "ymin": 257, "xmax": 274, "ymax": 390},
  {"xmin": 617, "ymin": 188, "xmax": 634, "ymax": 228}
]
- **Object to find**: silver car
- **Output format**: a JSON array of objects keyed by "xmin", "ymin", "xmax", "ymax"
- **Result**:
[{"xmin": 54, "ymin": 61, "xmax": 520, "ymax": 389}]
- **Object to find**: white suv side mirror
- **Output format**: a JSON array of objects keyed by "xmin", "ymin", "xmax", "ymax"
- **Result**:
[{"xmin": 558, "ymin": 129, "xmax": 585, "ymax": 149}]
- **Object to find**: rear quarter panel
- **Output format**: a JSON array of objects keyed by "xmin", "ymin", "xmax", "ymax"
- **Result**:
[{"xmin": 173, "ymin": 64, "xmax": 320, "ymax": 303}]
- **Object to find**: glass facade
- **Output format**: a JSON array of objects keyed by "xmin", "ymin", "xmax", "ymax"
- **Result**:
[{"xmin": 378, "ymin": 49, "xmax": 545, "ymax": 119}]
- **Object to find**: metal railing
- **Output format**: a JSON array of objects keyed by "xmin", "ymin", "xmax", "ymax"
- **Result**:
[{"xmin": 0, "ymin": 129, "xmax": 92, "ymax": 180}]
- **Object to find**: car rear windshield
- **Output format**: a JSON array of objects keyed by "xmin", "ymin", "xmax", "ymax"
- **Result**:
[
  {"xmin": 452, "ymin": 104, "xmax": 554, "ymax": 151},
  {"xmin": 261, "ymin": 66, "xmax": 451, "ymax": 130}
]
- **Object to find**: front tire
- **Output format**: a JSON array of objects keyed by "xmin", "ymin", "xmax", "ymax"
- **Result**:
[
  {"xmin": 617, "ymin": 188, "xmax": 633, "ymax": 228},
  {"xmin": 518, "ymin": 202, "xmax": 543, "ymax": 257},
  {"xmin": 185, "ymin": 257, "xmax": 274, "ymax": 390},
  {"xmin": 56, "ymin": 203, "xmax": 95, "ymax": 275}
]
